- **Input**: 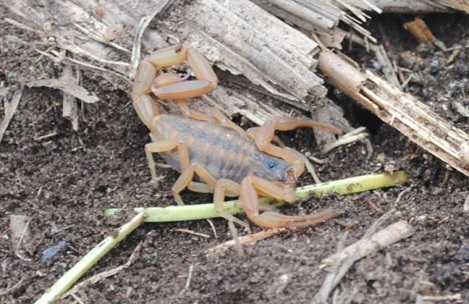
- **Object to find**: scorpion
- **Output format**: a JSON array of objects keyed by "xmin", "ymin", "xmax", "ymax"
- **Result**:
[{"xmin": 132, "ymin": 42, "xmax": 340, "ymax": 229}]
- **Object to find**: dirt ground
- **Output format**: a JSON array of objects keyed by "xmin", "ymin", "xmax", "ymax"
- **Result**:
[{"xmin": 1, "ymin": 9, "xmax": 469, "ymax": 304}]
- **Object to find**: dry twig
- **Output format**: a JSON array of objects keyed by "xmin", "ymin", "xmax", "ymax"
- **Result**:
[
  {"xmin": 314, "ymin": 218, "xmax": 413, "ymax": 303},
  {"xmin": 320, "ymin": 220, "xmax": 413, "ymax": 268},
  {"xmin": 206, "ymin": 228, "xmax": 286, "ymax": 255},
  {"xmin": 172, "ymin": 228, "xmax": 210, "ymax": 239}
]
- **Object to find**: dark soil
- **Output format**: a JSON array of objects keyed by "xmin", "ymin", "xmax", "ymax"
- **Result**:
[{"xmin": 1, "ymin": 11, "xmax": 469, "ymax": 304}]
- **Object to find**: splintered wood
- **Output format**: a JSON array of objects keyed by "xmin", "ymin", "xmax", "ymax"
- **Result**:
[
  {"xmin": 319, "ymin": 50, "xmax": 469, "ymax": 176},
  {"xmin": 4, "ymin": 0, "xmax": 330, "ymax": 127},
  {"xmin": 5, "ymin": 0, "xmax": 468, "ymax": 138},
  {"xmin": 170, "ymin": 0, "xmax": 326, "ymax": 105}
]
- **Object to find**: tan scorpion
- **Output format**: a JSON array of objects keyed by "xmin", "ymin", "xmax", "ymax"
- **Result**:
[{"xmin": 132, "ymin": 42, "xmax": 341, "ymax": 229}]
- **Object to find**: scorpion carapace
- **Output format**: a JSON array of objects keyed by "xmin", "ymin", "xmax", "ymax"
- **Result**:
[{"xmin": 132, "ymin": 42, "xmax": 340, "ymax": 229}]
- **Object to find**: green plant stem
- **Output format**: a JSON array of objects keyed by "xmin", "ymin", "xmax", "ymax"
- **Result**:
[
  {"xmin": 35, "ymin": 212, "xmax": 146, "ymax": 304},
  {"xmin": 105, "ymin": 171, "xmax": 409, "ymax": 222},
  {"xmin": 36, "ymin": 171, "xmax": 408, "ymax": 303}
]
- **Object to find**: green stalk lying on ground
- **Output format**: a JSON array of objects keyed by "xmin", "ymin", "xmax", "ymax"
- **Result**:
[
  {"xmin": 35, "ymin": 212, "xmax": 146, "ymax": 304},
  {"xmin": 36, "ymin": 171, "xmax": 408, "ymax": 303},
  {"xmin": 105, "ymin": 171, "xmax": 409, "ymax": 222}
]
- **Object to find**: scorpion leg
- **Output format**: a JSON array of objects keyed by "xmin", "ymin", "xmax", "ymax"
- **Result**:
[
  {"xmin": 172, "ymin": 163, "xmax": 218, "ymax": 205},
  {"xmin": 173, "ymin": 165, "xmax": 244, "ymax": 229},
  {"xmin": 240, "ymin": 176, "xmax": 336, "ymax": 229},
  {"xmin": 213, "ymin": 179, "xmax": 249, "ymax": 228},
  {"xmin": 187, "ymin": 182, "xmax": 211, "ymax": 193},
  {"xmin": 144, "ymin": 139, "xmax": 180, "ymax": 187},
  {"xmin": 169, "ymin": 143, "xmax": 243, "ymax": 206},
  {"xmin": 146, "ymin": 139, "xmax": 219, "ymax": 205}
]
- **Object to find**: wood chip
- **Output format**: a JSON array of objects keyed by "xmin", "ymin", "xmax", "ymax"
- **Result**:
[
  {"xmin": 9, "ymin": 214, "xmax": 32, "ymax": 251},
  {"xmin": 172, "ymin": 228, "xmax": 210, "ymax": 238},
  {"xmin": 404, "ymin": 17, "xmax": 446, "ymax": 50},
  {"xmin": 0, "ymin": 89, "xmax": 22, "ymax": 144}
]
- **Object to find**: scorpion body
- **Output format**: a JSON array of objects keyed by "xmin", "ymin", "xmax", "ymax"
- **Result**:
[
  {"xmin": 132, "ymin": 42, "xmax": 338, "ymax": 228},
  {"xmin": 154, "ymin": 114, "xmax": 293, "ymax": 183}
]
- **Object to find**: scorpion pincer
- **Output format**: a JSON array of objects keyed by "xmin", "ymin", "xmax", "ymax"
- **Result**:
[{"xmin": 132, "ymin": 42, "xmax": 340, "ymax": 229}]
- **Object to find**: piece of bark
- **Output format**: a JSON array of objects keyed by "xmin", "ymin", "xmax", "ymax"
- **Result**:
[
  {"xmin": 206, "ymin": 228, "xmax": 286, "ymax": 255},
  {"xmin": 353, "ymin": 0, "xmax": 447, "ymax": 13},
  {"xmin": 6, "ymin": 0, "xmax": 464, "ymax": 134},
  {"xmin": 319, "ymin": 50, "xmax": 469, "ymax": 176},
  {"xmin": 168, "ymin": 0, "xmax": 326, "ymax": 106},
  {"xmin": 4, "ymin": 0, "xmax": 328, "ymax": 122},
  {"xmin": 61, "ymin": 64, "xmax": 80, "ymax": 131},
  {"xmin": 404, "ymin": 17, "xmax": 447, "ymax": 51}
]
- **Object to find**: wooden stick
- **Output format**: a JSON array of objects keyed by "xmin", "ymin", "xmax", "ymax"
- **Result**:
[
  {"xmin": 206, "ymin": 228, "xmax": 286, "ymax": 255},
  {"xmin": 320, "ymin": 220, "xmax": 413, "ymax": 268},
  {"xmin": 314, "ymin": 219, "xmax": 413, "ymax": 302},
  {"xmin": 319, "ymin": 50, "xmax": 469, "ymax": 176}
]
